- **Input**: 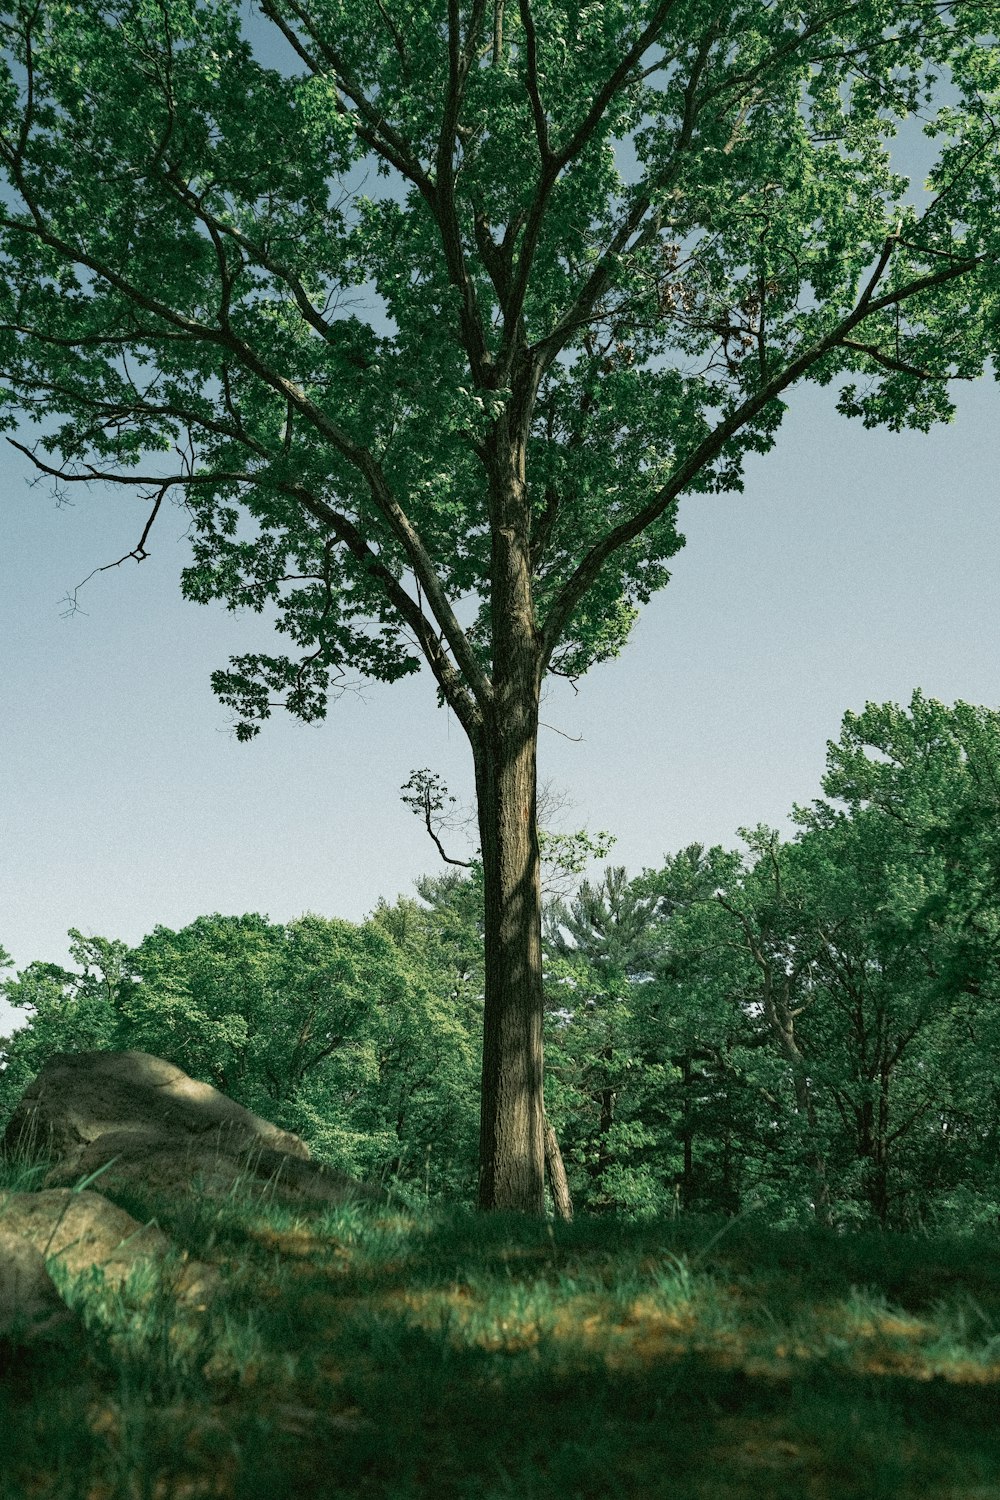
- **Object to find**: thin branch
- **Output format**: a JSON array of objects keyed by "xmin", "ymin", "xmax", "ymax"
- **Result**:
[
  {"xmin": 840, "ymin": 336, "xmax": 963, "ymax": 379},
  {"xmin": 2, "ymin": 319, "xmax": 197, "ymax": 349},
  {"xmin": 555, "ymin": 0, "xmax": 681, "ymax": 169},
  {"xmin": 517, "ymin": 0, "xmax": 552, "ymax": 162},
  {"xmin": 526, "ymin": 20, "xmax": 718, "ymax": 377},
  {"xmin": 424, "ymin": 805, "xmax": 474, "ymax": 868},
  {"xmin": 60, "ymin": 486, "xmax": 166, "ymax": 616},
  {"xmin": 8, "ymin": 433, "xmax": 256, "ymax": 493},
  {"xmin": 500, "ymin": 1, "xmax": 686, "ymax": 365},
  {"xmin": 373, "ymin": 0, "xmax": 409, "ymax": 73},
  {"xmin": 257, "ymin": 0, "xmax": 433, "ymax": 194},
  {"xmin": 539, "ymin": 720, "xmax": 583, "ymax": 742},
  {"xmin": 159, "ymin": 169, "xmax": 340, "ymax": 348}
]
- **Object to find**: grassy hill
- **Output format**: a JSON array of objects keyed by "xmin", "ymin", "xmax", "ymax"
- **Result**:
[{"xmin": 4, "ymin": 1158, "xmax": 1000, "ymax": 1499}]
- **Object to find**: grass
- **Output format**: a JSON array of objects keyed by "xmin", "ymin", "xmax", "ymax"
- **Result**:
[{"xmin": 4, "ymin": 1158, "xmax": 1000, "ymax": 1499}]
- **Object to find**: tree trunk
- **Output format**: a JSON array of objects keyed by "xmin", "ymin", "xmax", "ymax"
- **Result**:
[
  {"xmin": 597, "ymin": 1043, "xmax": 616, "ymax": 1178},
  {"xmin": 680, "ymin": 1054, "xmax": 694, "ymax": 1205},
  {"xmin": 789, "ymin": 1068, "xmax": 832, "ymax": 1228},
  {"xmin": 543, "ymin": 1116, "xmax": 573, "ymax": 1221},
  {"xmin": 472, "ymin": 417, "xmax": 549, "ymax": 1214},
  {"xmin": 474, "ymin": 697, "xmax": 546, "ymax": 1214},
  {"xmin": 763, "ymin": 978, "xmax": 831, "ymax": 1228}
]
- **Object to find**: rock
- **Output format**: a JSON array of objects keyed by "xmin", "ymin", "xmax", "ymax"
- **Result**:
[
  {"xmin": 0, "ymin": 1228, "xmax": 78, "ymax": 1348},
  {"xmin": 2, "ymin": 1050, "xmax": 383, "ymax": 1211},
  {"xmin": 0, "ymin": 1189, "xmax": 219, "ymax": 1307},
  {"xmin": 3, "ymin": 1049, "xmax": 308, "ymax": 1165}
]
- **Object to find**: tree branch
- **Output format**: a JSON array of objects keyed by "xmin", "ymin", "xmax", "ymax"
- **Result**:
[
  {"xmin": 841, "ymin": 336, "xmax": 958, "ymax": 379},
  {"xmin": 433, "ymin": 0, "xmax": 493, "ymax": 382},
  {"xmin": 555, "ymin": 0, "xmax": 681, "ymax": 169},
  {"xmin": 539, "ymin": 248, "xmax": 982, "ymax": 665},
  {"xmin": 517, "ymin": 0, "xmax": 552, "ymax": 163},
  {"xmin": 0, "ymin": 153, "xmax": 492, "ymax": 708},
  {"xmin": 257, "ymin": 0, "xmax": 433, "ymax": 194},
  {"xmin": 525, "ymin": 18, "xmax": 718, "ymax": 376}
]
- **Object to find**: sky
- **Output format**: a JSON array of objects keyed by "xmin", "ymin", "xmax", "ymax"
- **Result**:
[{"xmin": 1, "ymin": 13, "xmax": 998, "ymax": 1038}]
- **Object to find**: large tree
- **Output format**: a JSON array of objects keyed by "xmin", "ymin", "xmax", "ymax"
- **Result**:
[{"xmin": 0, "ymin": 1, "xmax": 996, "ymax": 1212}]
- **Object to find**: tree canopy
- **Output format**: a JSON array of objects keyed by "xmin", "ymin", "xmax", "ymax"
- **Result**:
[{"xmin": 0, "ymin": 3, "xmax": 995, "ymax": 704}]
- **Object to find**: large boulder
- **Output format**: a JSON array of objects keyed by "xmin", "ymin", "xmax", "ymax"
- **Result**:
[
  {"xmin": 0, "ymin": 1229, "xmax": 78, "ymax": 1349},
  {"xmin": 0, "ymin": 1188, "xmax": 217, "ymax": 1365},
  {"xmin": 3, "ymin": 1049, "xmax": 307, "ymax": 1163},
  {"xmin": 0, "ymin": 1189, "xmax": 216, "ymax": 1305},
  {"xmin": 2, "ymin": 1050, "xmax": 382, "ymax": 1210}
]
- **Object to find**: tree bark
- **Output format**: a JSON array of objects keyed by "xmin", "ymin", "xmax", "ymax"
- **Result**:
[
  {"xmin": 473, "ymin": 552, "xmax": 551, "ymax": 1218},
  {"xmin": 543, "ymin": 1116, "xmax": 573, "ymax": 1221},
  {"xmin": 680, "ymin": 1054, "xmax": 693, "ymax": 1204},
  {"xmin": 468, "ymin": 413, "xmax": 551, "ymax": 1214},
  {"xmin": 473, "ymin": 689, "xmax": 546, "ymax": 1214}
]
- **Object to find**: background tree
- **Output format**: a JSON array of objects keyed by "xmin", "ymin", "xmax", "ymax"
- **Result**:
[
  {"xmin": 810, "ymin": 693, "xmax": 1000, "ymax": 1225},
  {"xmin": 0, "ymin": 911, "xmax": 481, "ymax": 1196},
  {"xmin": 630, "ymin": 845, "xmax": 782, "ymax": 1220},
  {"xmin": 543, "ymin": 867, "xmax": 665, "ymax": 1211},
  {"xmin": 0, "ymin": 930, "xmax": 128, "ymax": 1120},
  {"xmin": 1, "ymin": 1, "xmax": 997, "ymax": 1211}
]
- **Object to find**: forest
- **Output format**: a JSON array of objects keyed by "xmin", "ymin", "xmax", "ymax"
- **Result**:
[{"xmin": 5, "ymin": 689, "xmax": 999, "ymax": 1235}]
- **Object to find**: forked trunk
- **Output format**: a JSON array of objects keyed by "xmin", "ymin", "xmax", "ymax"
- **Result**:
[
  {"xmin": 474, "ymin": 694, "xmax": 546, "ymax": 1214},
  {"xmin": 543, "ymin": 1116, "xmax": 573, "ymax": 1222}
]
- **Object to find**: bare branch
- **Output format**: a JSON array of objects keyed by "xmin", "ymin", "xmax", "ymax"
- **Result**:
[
  {"xmin": 401, "ymin": 768, "xmax": 474, "ymax": 866},
  {"xmin": 539, "ymin": 720, "xmax": 583, "ymax": 742},
  {"xmin": 59, "ymin": 486, "xmax": 166, "ymax": 617}
]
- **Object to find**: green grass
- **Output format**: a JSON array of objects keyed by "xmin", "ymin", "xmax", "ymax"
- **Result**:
[{"xmin": 4, "ymin": 1156, "xmax": 1000, "ymax": 1499}]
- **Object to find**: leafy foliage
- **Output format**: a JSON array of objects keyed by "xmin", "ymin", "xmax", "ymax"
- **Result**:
[
  {"xmin": 0, "ymin": 3, "xmax": 995, "ymax": 717},
  {"xmin": 0, "ymin": 910, "xmax": 480, "ymax": 1197}
]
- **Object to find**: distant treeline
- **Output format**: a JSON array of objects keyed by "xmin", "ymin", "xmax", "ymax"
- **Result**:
[{"xmin": 4, "ymin": 690, "xmax": 1000, "ymax": 1230}]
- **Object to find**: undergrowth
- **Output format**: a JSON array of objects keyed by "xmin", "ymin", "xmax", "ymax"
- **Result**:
[{"xmin": 3, "ymin": 1152, "xmax": 1000, "ymax": 1499}]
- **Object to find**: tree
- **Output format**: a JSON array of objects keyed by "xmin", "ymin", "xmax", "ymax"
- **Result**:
[
  {"xmin": 819, "ymin": 692, "xmax": 1000, "ymax": 1017},
  {"xmin": 1, "ymin": 3, "xmax": 997, "ymax": 1212},
  {"xmin": 634, "ymin": 844, "xmax": 788, "ymax": 1219},
  {"xmin": 0, "ymin": 930, "xmax": 128, "ymax": 1128},
  {"xmin": 810, "ymin": 692, "xmax": 1000, "ymax": 1223}
]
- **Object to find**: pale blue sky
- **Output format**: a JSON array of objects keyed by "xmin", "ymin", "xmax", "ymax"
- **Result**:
[
  {"xmin": 3, "ymin": 373, "xmax": 997, "ymax": 1042},
  {"xmin": 1, "ymin": 10, "xmax": 998, "ymax": 1036}
]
